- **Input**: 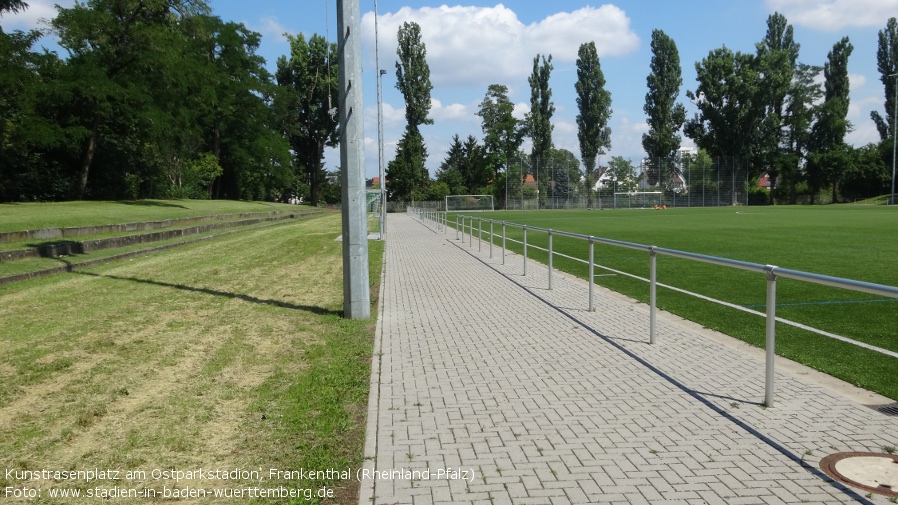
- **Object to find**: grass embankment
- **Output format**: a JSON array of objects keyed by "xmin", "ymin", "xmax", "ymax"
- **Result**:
[
  {"xmin": 459, "ymin": 206, "xmax": 898, "ymax": 401},
  {"xmin": 0, "ymin": 199, "xmax": 319, "ymax": 279},
  {"xmin": 0, "ymin": 199, "xmax": 302, "ymax": 232},
  {"xmin": 0, "ymin": 207, "xmax": 382, "ymax": 504}
]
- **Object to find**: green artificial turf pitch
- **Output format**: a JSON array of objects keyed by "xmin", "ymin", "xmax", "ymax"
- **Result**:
[{"xmin": 454, "ymin": 205, "xmax": 898, "ymax": 400}]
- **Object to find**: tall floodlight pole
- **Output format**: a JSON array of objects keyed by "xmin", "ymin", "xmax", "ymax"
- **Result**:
[
  {"xmin": 375, "ymin": 0, "xmax": 386, "ymax": 237},
  {"xmin": 890, "ymin": 73, "xmax": 897, "ymax": 206},
  {"xmin": 338, "ymin": 0, "xmax": 370, "ymax": 319}
]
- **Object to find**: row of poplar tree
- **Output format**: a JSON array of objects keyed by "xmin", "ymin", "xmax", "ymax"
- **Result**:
[
  {"xmin": 388, "ymin": 14, "xmax": 898, "ymax": 206},
  {"xmin": 1, "ymin": 2, "xmax": 896, "ymax": 205}
]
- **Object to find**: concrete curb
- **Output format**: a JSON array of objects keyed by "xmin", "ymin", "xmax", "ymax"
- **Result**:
[{"xmin": 359, "ymin": 243, "xmax": 388, "ymax": 505}]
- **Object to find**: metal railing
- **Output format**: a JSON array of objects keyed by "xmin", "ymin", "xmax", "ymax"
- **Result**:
[
  {"xmin": 407, "ymin": 206, "xmax": 447, "ymax": 233},
  {"xmin": 445, "ymin": 213, "xmax": 898, "ymax": 407}
]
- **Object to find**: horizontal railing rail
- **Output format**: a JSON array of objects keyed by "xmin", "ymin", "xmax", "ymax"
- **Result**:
[{"xmin": 432, "ymin": 212, "xmax": 898, "ymax": 407}]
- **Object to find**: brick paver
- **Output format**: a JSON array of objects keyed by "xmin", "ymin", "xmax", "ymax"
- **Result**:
[{"xmin": 359, "ymin": 214, "xmax": 898, "ymax": 505}]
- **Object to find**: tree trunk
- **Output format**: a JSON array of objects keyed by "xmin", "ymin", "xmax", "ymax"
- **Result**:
[
  {"xmin": 308, "ymin": 138, "xmax": 327, "ymax": 207},
  {"xmin": 211, "ymin": 123, "xmax": 221, "ymax": 199},
  {"xmin": 213, "ymin": 122, "xmax": 221, "ymax": 160},
  {"xmin": 309, "ymin": 165, "xmax": 319, "ymax": 207},
  {"xmin": 77, "ymin": 118, "xmax": 100, "ymax": 200}
]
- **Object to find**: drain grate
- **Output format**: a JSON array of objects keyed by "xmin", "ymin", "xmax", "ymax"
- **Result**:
[{"xmin": 870, "ymin": 403, "xmax": 898, "ymax": 416}]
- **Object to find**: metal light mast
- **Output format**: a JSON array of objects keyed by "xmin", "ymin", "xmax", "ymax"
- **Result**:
[
  {"xmin": 338, "ymin": 0, "xmax": 370, "ymax": 319},
  {"xmin": 375, "ymin": 0, "xmax": 387, "ymax": 237}
]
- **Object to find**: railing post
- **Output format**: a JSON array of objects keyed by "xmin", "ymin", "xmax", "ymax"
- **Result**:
[
  {"xmin": 489, "ymin": 221, "xmax": 494, "ymax": 258},
  {"xmin": 649, "ymin": 247, "xmax": 657, "ymax": 344},
  {"xmin": 469, "ymin": 217, "xmax": 474, "ymax": 248},
  {"xmin": 764, "ymin": 265, "xmax": 777, "ymax": 407},
  {"xmin": 502, "ymin": 223, "xmax": 506, "ymax": 265},
  {"xmin": 548, "ymin": 231, "xmax": 553, "ymax": 290},
  {"xmin": 455, "ymin": 215, "xmax": 460, "ymax": 241},
  {"xmin": 588, "ymin": 237, "xmax": 595, "ymax": 312},
  {"xmin": 478, "ymin": 218, "xmax": 482, "ymax": 252},
  {"xmin": 523, "ymin": 226, "xmax": 528, "ymax": 276}
]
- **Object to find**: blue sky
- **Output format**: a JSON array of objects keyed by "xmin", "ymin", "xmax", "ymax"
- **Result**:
[{"xmin": 5, "ymin": 1, "xmax": 897, "ymax": 179}]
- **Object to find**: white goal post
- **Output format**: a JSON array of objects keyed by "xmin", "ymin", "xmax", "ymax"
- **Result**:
[
  {"xmin": 613, "ymin": 191, "xmax": 663, "ymax": 209},
  {"xmin": 445, "ymin": 194, "xmax": 494, "ymax": 212}
]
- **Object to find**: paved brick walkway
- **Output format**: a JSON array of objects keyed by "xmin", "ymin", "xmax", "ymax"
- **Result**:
[{"xmin": 359, "ymin": 213, "xmax": 898, "ymax": 505}]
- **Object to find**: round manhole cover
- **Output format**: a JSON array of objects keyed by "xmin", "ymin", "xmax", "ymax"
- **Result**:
[{"xmin": 820, "ymin": 452, "xmax": 898, "ymax": 497}]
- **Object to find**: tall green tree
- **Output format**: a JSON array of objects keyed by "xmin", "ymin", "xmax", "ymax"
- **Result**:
[
  {"xmin": 435, "ymin": 136, "xmax": 466, "ymax": 195},
  {"xmin": 779, "ymin": 63, "xmax": 823, "ymax": 203},
  {"xmin": 606, "ymin": 156, "xmax": 638, "ymax": 193},
  {"xmin": 0, "ymin": 0, "xmax": 41, "ymax": 196},
  {"xmin": 543, "ymin": 148, "xmax": 580, "ymax": 203},
  {"xmin": 191, "ymin": 17, "xmax": 290, "ymax": 201},
  {"xmin": 387, "ymin": 129, "xmax": 428, "ymax": 201},
  {"xmin": 435, "ymin": 134, "xmax": 490, "ymax": 195},
  {"xmin": 807, "ymin": 37, "xmax": 853, "ymax": 202},
  {"xmin": 527, "ymin": 54, "xmax": 555, "ymax": 171},
  {"xmin": 52, "ymin": 0, "xmax": 211, "ymax": 199},
  {"xmin": 684, "ymin": 47, "xmax": 765, "ymax": 160},
  {"xmin": 477, "ymin": 84, "xmax": 524, "ymax": 179},
  {"xmin": 276, "ymin": 33, "xmax": 339, "ymax": 206},
  {"xmin": 642, "ymin": 29, "xmax": 686, "ymax": 187},
  {"xmin": 841, "ymin": 143, "xmax": 890, "ymax": 198},
  {"xmin": 682, "ymin": 149, "xmax": 716, "ymax": 195},
  {"xmin": 0, "ymin": 0, "xmax": 27, "ymax": 14},
  {"xmin": 527, "ymin": 54, "xmax": 554, "ymax": 207},
  {"xmin": 395, "ymin": 21, "xmax": 433, "ymax": 131},
  {"xmin": 459, "ymin": 135, "xmax": 490, "ymax": 192},
  {"xmin": 2, "ymin": 0, "xmax": 290, "ymax": 202},
  {"xmin": 756, "ymin": 12, "xmax": 799, "ymax": 202},
  {"xmin": 0, "ymin": 27, "xmax": 71, "ymax": 201},
  {"xmin": 575, "ymin": 41, "xmax": 612, "ymax": 208},
  {"xmin": 388, "ymin": 21, "xmax": 433, "ymax": 201},
  {"xmin": 871, "ymin": 17, "xmax": 898, "ymax": 141}
]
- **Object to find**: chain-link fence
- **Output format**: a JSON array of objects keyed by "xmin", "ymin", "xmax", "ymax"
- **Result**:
[{"xmin": 502, "ymin": 156, "xmax": 759, "ymax": 210}]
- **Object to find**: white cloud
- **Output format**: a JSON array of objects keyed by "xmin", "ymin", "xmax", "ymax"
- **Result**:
[
  {"xmin": 846, "ymin": 120, "xmax": 881, "ymax": 147},
  {"xmin": 362, "ymin": 4, "xmax": 639, "ymax": 89},
  {"xmin": 512, "ymin": 101, "xmax": 530, "ymax": 120},
  {"xmin": 430, "ymin": 98, "xmax": 473, "ymax": 123},
  {"xmin": 555, "ymin": 119, "xmax": 577, "ymax": 134},
  {"xmin": 552, "ymin": 119, "xmax": 580, "ymax": 159},
  {"xmin": 253, "ymin": 16, "xmax": 289, "ymax": 43},
  {"xmin": 1, "ymin": 0, "xmax": 74, "ymax": 30},
  {"xmin": 765, "ymin": 0, "xmax": 898, "ymax": 31},
  {"xmin": 364, "ymin": 101, "xmax": 405, "ymax": 129},
  {"xmin": 849, "ymin": 73, "xmax": 867, "ymax": 90},
  {"xmin": 610, "ymin": 117, "xmax": 649, "ymax": 161},
  {"xmin": 856, "ymin": 95, "xmax": 884, "ymax": 108}
]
